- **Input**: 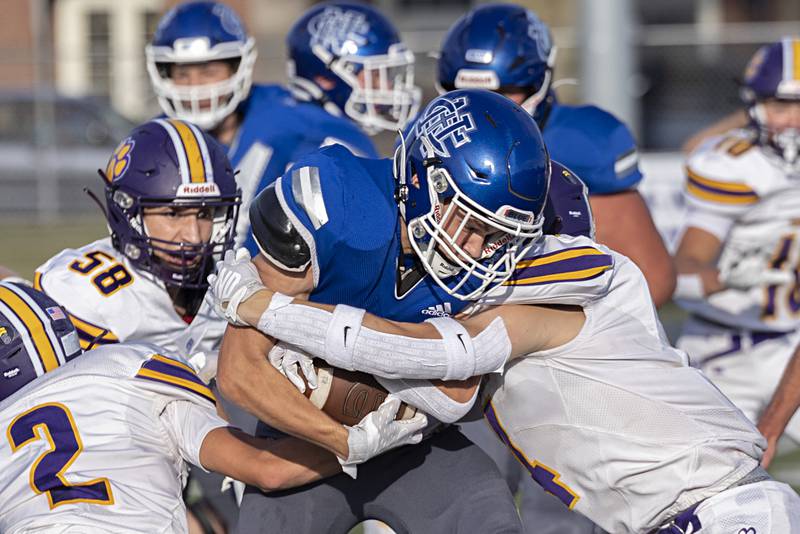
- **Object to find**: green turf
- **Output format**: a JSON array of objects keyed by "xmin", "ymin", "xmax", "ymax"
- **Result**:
[{"xmin": 0, "ymin": 216, "xmax": 107, "ymax": 280}]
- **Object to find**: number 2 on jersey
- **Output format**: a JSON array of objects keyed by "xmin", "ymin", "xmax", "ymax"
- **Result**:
[
  {"xmin": 7, "ymin": 402, "xmax": 114, "ymax": 509},
  {"xmin": 68, "ymin": 251, "xmax": 132, "ymax": 296}
]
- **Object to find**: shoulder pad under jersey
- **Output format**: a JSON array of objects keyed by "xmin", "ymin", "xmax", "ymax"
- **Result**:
[
  {"xmin": 274, "ymin": 145, "xmax": 396, "ymax": 287},
  {"xmin": 542, "ymin": 161, "xmax": 595, "ymax": 239},
  {"xmin": 34, "ymin": 239, "xmax": 129, "ymax": 349},
  {"xmin": 249, "ymin": 182, "xmax": 311, "ymax": 272},
  {"xmin": 544, "ymin": 104, "xmax": 642, "ymax": 195},
  {"xmin": 479, "ymin": 235, "xmax": 614, "ymax": 307},
  {"xmin": 684, "ymin": 130, "xmax": 760, "ymax": 215}
]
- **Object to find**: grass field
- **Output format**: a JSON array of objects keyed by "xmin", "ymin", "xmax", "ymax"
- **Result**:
[{"xmin": 0, "ymin": 216, "xmax": 107, "ymax": 279}]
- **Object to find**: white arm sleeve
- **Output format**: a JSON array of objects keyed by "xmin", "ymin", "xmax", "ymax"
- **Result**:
[
  {"xmin": 256, "ymin": 296, "xmax": 511, "ymax": 380},
  {"xmin": 159, "ymin": 400, "xmax": 230, "ymax": 471},
  {"xmin": 375, "ymin": 376, "xmax": 479, "ymax": 424}
]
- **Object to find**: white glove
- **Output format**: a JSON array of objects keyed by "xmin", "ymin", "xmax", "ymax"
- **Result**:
[
  {"xmin": 207, "ymin": 248, "xmax": 265, "ymax": 326},
  {"xmin": 719, "ymin": 254, "xmax": 794, "ymax": 290},
  {"xmin": 339, "ymin": 395, "xmax": 428, "ymax": 478},
  {"xmin": 267, "ymin": 343, "xmax": 318, "ymax": 393}
]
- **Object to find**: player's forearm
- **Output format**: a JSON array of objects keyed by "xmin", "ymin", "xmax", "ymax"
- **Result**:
[
  {"xmin": 238, "ymin": 290, "xmax": 512, "ymax": 381},
  {"xmin": 201, "ymin": 427, "xmax": 340, "ymax": 491},
  {"xmin": 673, "ymin": 258, "xmax": 724, "ymax": 297},
  {"xmin": 217, "ymin": 325, "xmax": 350, "ymax": 458},
  {"xmin": 377, "ymin": 376, "xmax": 481, "ymax": 423},
  {"xmin": 758, "ymin": 344, "xmax": 800, "ymax": 442}
]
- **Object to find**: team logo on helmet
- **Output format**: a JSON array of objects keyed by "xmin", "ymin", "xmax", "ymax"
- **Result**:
[
  {"xmin": 415, "ymin": 95, "xmax": 476, "ymax": 159},
  {"xmin": 308, "ymin": 7, "xmax": 369, "ymax": 54},
  {"xmin": 744, "ymin": 46, "xmax": 767, "ymax": 83},
  {"xmin": 212, "ymin": 3, "xmax": 247, "ymax": 40},
  {"xmin": 105, "ymin": 138, "xmax": 135, "ymax": 182},
  {"xmin": 526, "ymin": 11, "xmax": 551, "ymax": 62}
]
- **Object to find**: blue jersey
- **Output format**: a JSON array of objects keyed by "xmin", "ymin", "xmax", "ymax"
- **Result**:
[
  {"xmin": 227, "ymin": 84, "xmax": 378, "ymax": 253},
  {"xmin": 542, "ymin": 101, "xmax": 642, "ymax": 195},
  {"xmin": 276, "ymin": 145, "xmax": 470, "ymax": 322}
]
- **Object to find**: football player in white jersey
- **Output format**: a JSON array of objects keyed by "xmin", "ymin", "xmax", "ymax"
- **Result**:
[
  {"xmin": 673, "ymin": 38, "xmax": 800, "ymax": 465},
  {"xmin": 0, "ymin": 281, "xmax": 423, "ymax": 534},
  {"xmin": 35, "ymin": 118, "xmax": 241, "ymax": 379},
  {"xmin": 211, "ymin": 91, "xmax": 800, "ymax": 533}
]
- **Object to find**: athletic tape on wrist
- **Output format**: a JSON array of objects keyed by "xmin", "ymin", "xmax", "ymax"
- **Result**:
[
  {"xmin": 675, "ymin": 273, "xmax": 705, "ymax": 300},
  {"xmin": 424, "ymin": 317, "xmax": 476, "ymax": 380},
  {"xmin": 324, "ymin": 305, "xmax": 367, "ymax": 370},
  {"xmin": 256, "ymin": 292, "xmax": 295, "ymax": 333}
]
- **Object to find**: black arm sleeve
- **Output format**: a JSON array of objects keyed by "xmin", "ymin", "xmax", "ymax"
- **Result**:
[{"xmin": 249, "ymin": 184, "xmax": 311, "ymax": 271}]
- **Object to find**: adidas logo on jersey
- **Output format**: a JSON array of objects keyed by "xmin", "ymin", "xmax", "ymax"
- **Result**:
[{"xmin": 421, "ymin": 302, "xmax": 452, "ymax": 317}]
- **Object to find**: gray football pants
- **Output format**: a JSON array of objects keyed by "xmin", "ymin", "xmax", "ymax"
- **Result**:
[{"xmin": 235, "ymin": 425, "xmax": 522, "ymax": 534}]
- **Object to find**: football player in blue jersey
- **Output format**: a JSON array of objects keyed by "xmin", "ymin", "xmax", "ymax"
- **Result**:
[
  {"xmin": 146, "ymin": 1, "xmax": 420, "ymax": 254},
  {"xmin": 211, "ymin": 90, "xmax": 798, "ymax": 534},
  {"xmin": 212, "ymin": 90, "xmax": 581, "ymax": 534},
  {"xmin": 436, "ymin": 3, "xmax": 675, "ymax": 308}
]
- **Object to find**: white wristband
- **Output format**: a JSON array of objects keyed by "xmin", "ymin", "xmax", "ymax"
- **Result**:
[
  {"xmin": 675, "ymin": 273, "xmax": 705, "ymax": 300},
  {"xmin": 424, "ymin": 317, "xmax": 475, "ymax": 380},
  {"xmin": 324, "ymin": 305, "xmax": 367, "ymax": 371}
]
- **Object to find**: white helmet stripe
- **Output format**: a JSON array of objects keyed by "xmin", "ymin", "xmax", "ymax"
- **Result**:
[
  {"xmin": 186, "ymin": 121, "xmax": 215, "ymax": 183},
  {"xmin": 154, "ymin": 118, "xmax": 191, "ymax": 184}
]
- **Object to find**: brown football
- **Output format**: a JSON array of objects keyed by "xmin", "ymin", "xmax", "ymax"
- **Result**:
[{"xmin": 304, "ymin": 361, "xmax": 417, "ymax": 427}]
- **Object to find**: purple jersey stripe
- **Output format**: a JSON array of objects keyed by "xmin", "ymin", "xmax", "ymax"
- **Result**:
[
  {"xmin": 135, "ymin": 374, "xmax": 216, "ymax": 404},
  {"xmin": 687, "ymin": 175, "xmax": 758, "ymax": 198},
  {"xmin": 141, "ymin": 358, "xmax": 206, "ymax": 388},
  {"xmin": 511, "ymin": 252, "xmax": 612, "ymax": 281}
]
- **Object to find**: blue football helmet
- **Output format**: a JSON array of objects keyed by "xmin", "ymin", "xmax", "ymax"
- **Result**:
[
  {"xmin": 741, "ymin": 37, "xmax": 800, "ymax": 172},
  {"xmin": 146, "ymin": 1, "xmax": 257, "ymax": 130},
  {"xmin": 103, "ymin": 119, "xmax": 241, "ymax": 289},
  {"xmin": 286, "ymin": 2, "xmax": 421, "ymax": 133},
  {"xmin": 394, "ymin": 89, "xmax": 550, "ymax": 300},
  {"xmin": 0, "ymin": 282, "xmax": 82, "ymax": 402},
  {"xmin": 437, "ymin": 4, "xmax": 556, "ymax": 125}
]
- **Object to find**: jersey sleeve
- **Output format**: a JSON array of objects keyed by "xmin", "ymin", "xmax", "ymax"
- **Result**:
[
  {"xmin": 682, "ymin": 135, "xmax": 758, "ymax": 239},
  {"xmin": 479, "ymin": 236, "xmax": 615, "ymax": 307},
  {"xmin": 159, "ymin": 399, "xmax": 229, "ymax": 471},
  {"xmin": 545, "ymin": 105, "xmax": 642, "ymax": 195},
  {"xmin": 34, "ymin": 248, "xmax": 122, "ymax": 349}
]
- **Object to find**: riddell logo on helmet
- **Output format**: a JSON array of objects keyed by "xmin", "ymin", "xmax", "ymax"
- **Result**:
[
  {"xmin": 177, "ymin": 183, "xmax": 221, "ymax": 197},
  {"xmin": 455, "ymin": 69, "xmax": 500, "ymax": 89}
]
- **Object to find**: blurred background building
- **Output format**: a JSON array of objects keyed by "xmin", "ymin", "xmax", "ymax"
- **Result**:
[{"xmin": 1, "ymin": 0, "xmax": 799, "ymax": 268}]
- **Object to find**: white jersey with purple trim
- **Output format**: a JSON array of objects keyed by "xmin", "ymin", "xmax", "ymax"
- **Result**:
[
  {"xmin": 470, "ymin": 234, "xmax": 615, "ymax": 312},
  {"xmin": 482, "ymin": 251, "xmax": 765, "ymax": 534},
  {"xmin": 34, "ymin": 238, "xmax": 225, "ymax": 375},
  {"xmin": 0, "ymin": 343, "xmax": 227, "ymax": 534},
  {"xmin": 677, "ymin": 129, "xmax": 800, "ymax": 331}
]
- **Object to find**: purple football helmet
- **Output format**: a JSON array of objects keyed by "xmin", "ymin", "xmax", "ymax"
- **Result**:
[
  {"xmin": 741, "ymin": 37, "xmax": 800, "ymax": 172},
  {"xmin": 103, "ymin": 119, "xmax": 241, "ymax": 289},
  {"xmin": 0, "ymin": 281, "xmax": 82, "ymax": 402}
]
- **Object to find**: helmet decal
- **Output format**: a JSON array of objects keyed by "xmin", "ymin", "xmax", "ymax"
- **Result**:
[
  {"xmin": 414, "ymin": 95, "xmax": 476, "ymax": 159},
  {"xmin": 213, "ymin": 3, "xmax": 247, "ymax": 40},
  {"xmin": 105, "ymin": 138, "xmax": 135, "ymax": 182},
  {"xmin": 308, "ymin": 7, "xmax": 370, "ymax": 54}
]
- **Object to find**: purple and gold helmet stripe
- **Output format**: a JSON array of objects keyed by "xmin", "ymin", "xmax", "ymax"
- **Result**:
[
  {"xmin": 505, "ymin": 246, "xmax": 612, "ymax": 286},
  {"xmin": 136, "ymin": 354, "xmax": 216, "ymax": 404},
  {"xmin": 0, "ymin": 283, "xmax": 62, "ymax": 373},
  {"xmin": 154, "ymin": 119, "xmax": 215, "ymax": 184},
  {"xmin": 686, "ymin": 169, "xmax": 758, "ymax": 205}
]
